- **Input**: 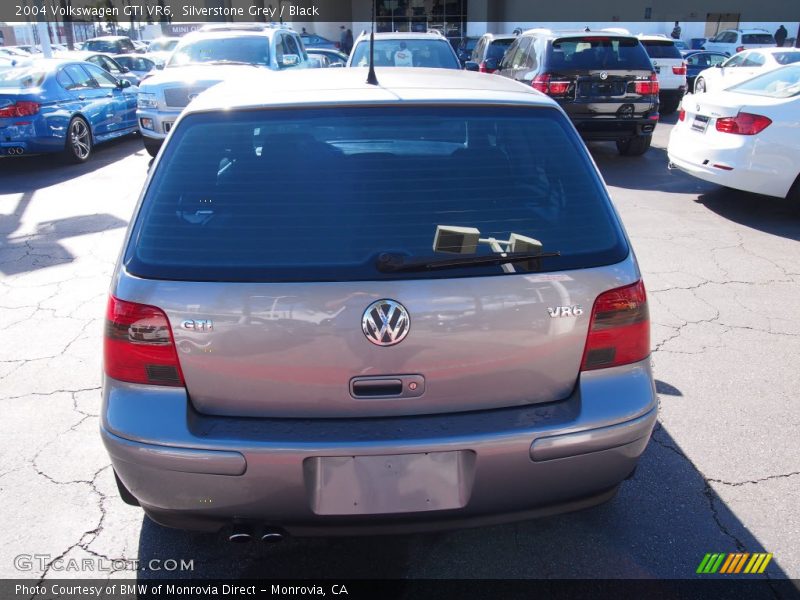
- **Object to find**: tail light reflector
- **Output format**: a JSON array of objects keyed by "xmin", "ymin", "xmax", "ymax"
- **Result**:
[
  {"xmin": 634, "ymin": 73, "xmax": 659, "ymax": 95},
  {"xmin": 104, "ymin": 296, "xmax": 185, "ymax": 387},
  {"xmin": 0, "ymin": 101, "xmax": 40, "ymax": 118},
  {"xmin": 478, "ymin": 61, "xmax": 495, "ymax": 73},
  {"xmin": 715, "ymin": 112, "xmax": 771, "ymax": 135},
  {"xmin": 581, "ymin": 281, "xmax": 650, "ymax": 371},
  {"xmin": 678, "ymin": 108, "xmax": 685, "ymax": 121},
  {"xmin": 735, "ymin": 46, "xmax": 745, "ymax": 53},
  {"xmin": 672, "ymin": 62, "xmax": 687, "ymax": 75},
  {"xmin": 532, "ymin": 73, "xmax": 571, "ymax": 97}
]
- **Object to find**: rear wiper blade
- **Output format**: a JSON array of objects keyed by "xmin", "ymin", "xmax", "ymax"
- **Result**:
[{"xmin": 376, "ymin": 251, "xmax": 561, "ymax": 273}]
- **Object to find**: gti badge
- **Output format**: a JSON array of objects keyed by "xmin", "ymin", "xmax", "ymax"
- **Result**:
[
  {"xmin": 181, "ymin": 319, "xmax": 213, "ymax": 331},
  {"xmin": 547, "ymin": 306, "xmax": 584, "ymax": 318},
  {"xmin": 362, "ymin": 300, "xmax": 410, "ymax": 346}
]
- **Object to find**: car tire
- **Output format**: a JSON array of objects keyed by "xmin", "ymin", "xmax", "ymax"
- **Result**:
[
  {"xmin": 616, "ymin": 135, "xmax": 652, "ymax": 157},
  {"xmin": 64, "ymin": 116, "xmax": 93, "ymax": 163},
  {"xmin": 786, "ymin": 174, "xmax": 800, "ymax": 209},
  {"xmin": 660, "ymin": 96, "xmax": 680, "ymax": 115},
  {"xmin": 694, "ymin": 77, "xmax": 707, "ymax": 93},
  {"xmin": 143, "ymin": 136, "xmax": 162, "ymax": 157}
]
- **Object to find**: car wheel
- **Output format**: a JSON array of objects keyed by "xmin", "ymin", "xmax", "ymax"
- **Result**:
[
  {"xmin": 786, "ymin": 175, "xmax": 800, "ymax": 209},
  {"xmin": 143, "ymin": 136, "xmax": 162, "ymax": 157},
  {"xmin": 694, "ymin": 77, "xmax": 707, "ymax": 93},
  {"xmin": 660, "ymin": 97, "xmax": 680, "ymax": 115},
  {"xmin": 616, "ymin": 135, "xmax": 652, "ymax": 157},
  {"xmin": 64, "ymin": 116, "xmax": 93, "ymax": 163}
]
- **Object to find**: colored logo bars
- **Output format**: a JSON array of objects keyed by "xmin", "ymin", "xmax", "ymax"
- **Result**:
[{"xmin": 697, "ymin": 553, "xmax": 773, "ymax": 574}]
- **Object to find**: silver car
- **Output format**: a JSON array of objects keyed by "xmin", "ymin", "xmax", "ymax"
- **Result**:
[{"xmin": 102, "ymin": 68, "xmax": 657, "ymax": 539}]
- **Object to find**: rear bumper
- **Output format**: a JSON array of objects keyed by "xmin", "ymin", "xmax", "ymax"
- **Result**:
[
  {"xmin": 571, "ymin": 118, "xmax": 658, "ymax": 141},
  {"xmin": 102, "ymin": 358, "xmax": 657, "ymax": 534}
]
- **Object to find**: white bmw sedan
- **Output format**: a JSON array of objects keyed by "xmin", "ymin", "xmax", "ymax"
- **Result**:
[
  {"xmin": 693, "ymin": 48, "xmax": 800, "ymax": 94},
  {"xmin": 668, "ymin": 64, "xmax": 800, "ymax": 203}
]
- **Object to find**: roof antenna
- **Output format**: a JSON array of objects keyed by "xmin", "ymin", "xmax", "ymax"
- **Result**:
[{"xmin": 366, "ymin": 0, "xmax": 379, "ymax": 85}]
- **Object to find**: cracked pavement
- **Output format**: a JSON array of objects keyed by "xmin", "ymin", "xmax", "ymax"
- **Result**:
[{"xmin": 0, "ymin": 119, "xmax": 798, "ymax": 583}]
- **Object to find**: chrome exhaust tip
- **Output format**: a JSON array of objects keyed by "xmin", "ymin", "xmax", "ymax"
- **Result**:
[
  {"xmin": 260, "ymin": 530, "xmax": 285, "ymax": 543},
  {"xmin": 228, "ymin": 525, "xmax": 254, "ymax": 543}
]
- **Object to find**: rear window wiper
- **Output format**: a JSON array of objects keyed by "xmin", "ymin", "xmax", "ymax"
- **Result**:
[{"xmin": 376, "ymin": 251, "xmax": 561, "ymax": 273}]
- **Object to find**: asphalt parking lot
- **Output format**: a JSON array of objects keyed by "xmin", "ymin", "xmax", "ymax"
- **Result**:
[{"xmin": 0, "ymin": 116, "xmax": 798, "ymax": 583}]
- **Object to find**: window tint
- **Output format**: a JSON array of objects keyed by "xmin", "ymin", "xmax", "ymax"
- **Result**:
[
  {"xmin": 85, "ymin": 40, "xmax": 118, "ymax": 53},
  {"xmin": 84, "ymin": 63, "xmax": 117, "ymax": 88},
  {"xmin": 487, "ymin": 39, "xmax": 514, "ymax": 61},
  {"xmin": 0, "ymin": 66, "xmax": 47, "ymax": 88},
  {"xmin": 63, "ymin": 64, "xmax": 96, "ymax": 90},
  {"xmin": 509, "ymin": 37, "xmax": 531, "ymax": 69},
  {"xmin": 774, "ymin": 52, "xmax": 800, "ymax": 65},
  {"xmin": 741, "ymin": 52, "xmax": 765, "ymax": 67},
  {"xmin": 723, "ymin": 54, "xmax": 746, "ymax": 67},
  {"xmin": 549, "ymin": 37, "xmax": 653, "ymax": 70},
  {"xmin": 742, "ymin": 34, "xmax": 774, "ymax": 44},
  {"xmin": 351, "ymin": 39, "xmax": 459, "ymax": 69},
  {"xmin": 642, "ymin": 40, "xmax": 682, "ymax": 59},
  {"xmin": 56, "ymin": 68, "xmax": 73, "ymax": 89},
  {"xmin": 727, "ymin": 64, "xmax": 800, "ymax": 98},
  {"xmin": 126, "ymin": 107, "xmax": 627, "ymax": 282}
]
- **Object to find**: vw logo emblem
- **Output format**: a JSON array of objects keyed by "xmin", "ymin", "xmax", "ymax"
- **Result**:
[
  {"xmin": 599, "ymin": 71, "xmax": 608, "ymax": 80},
  {"xmin": 362, "ymin": 300, "xmax": 410, "ymax": 347}
]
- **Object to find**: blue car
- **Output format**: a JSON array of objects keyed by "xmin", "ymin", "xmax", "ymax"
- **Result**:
[
  {"xmin": 682, "ymin": 50, "xmax": 728, "ymax": 92},
  {"xmin": 0, "ymin": 58, "xmax": 137, "ymax": 163}
]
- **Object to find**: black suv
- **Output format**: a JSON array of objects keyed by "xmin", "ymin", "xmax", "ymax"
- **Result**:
[{"xmin": 495, "ymin": 30, "xmax": 659, "ymax": 156}]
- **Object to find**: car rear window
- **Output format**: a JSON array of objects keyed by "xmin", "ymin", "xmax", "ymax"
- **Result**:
[
  {"xmin": 0, "ymin": 66, "xmax": 46, "ymax": 88},
  {"xmin": 85, "ymin": 40, "xmax": 118, "ymax": 53},
  {"xmin": 774, "ymin": 52, "xmax": 800, "ymax": 65},
  {"xmin": 641, "ymin": 40, "xmax": 682, "ymax": 59},
  {"xmin": 125, "ymin": 106, "xmax": 628, "ymax": 282},
  {"xmin": 351, "ymin": 40, "xmax": 460, "ymax": 69},
  {"xmin": 742, "ymin": 34, "xmax": 775, "ymax": 44},
  {"xmin": 549, "ymin": 37, "xmax": 653, "ymax": 70},
  {"xmin": 487, "ymin": 39, "xmax": 514, "ymax": 60}
]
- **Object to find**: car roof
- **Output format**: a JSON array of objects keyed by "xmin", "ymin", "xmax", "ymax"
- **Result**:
[
  {"xmin": 180, "ymin": 28, "xmax": 285, "ymax": 42},
  {"xmin": 354, "ymin": 31, "xmax": 450, "ymax": 42},
  {"xmin": 637, "ymin": 34, "xmax": 676, "ymax": 43},
  {"xmin": 86, "ymin": 36, "xmax": 129, "ymax": 41},
  {"xmin": 482, "ymin": 33, "xmax": 518, "ymax": 41},
  {"xmin": 187, "ymin": 67, "xmax": 558, "ymax": 114},
  {"xmin": 523, "ymin": 29, "xmax": 638, "ymax": 41},
  {"xmin": 747, "ymin": 47, "xmax": 800, "ymax": 54}
]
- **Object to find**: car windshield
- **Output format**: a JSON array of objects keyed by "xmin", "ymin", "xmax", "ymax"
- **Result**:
[
  {"xmin": 549, "ymin": 37, "xmax": 653, "ymax": 70},
  {"xmin": 0, "ymin": 66, "xmax": 46, "ymax": 88},
  {"xmin": 149, "ymin": 39, "xmax": 179, "ymax": 52},
  {"xmin": 726, "ymin": 64, "xmax": 800, "ymax": 98},
  {"xmin": 168, "ymin": 36, "xmax": 270, "ymax": 67},
  {"xmin": 126, "ymin": 106, "xmax": 627, "ymax": 282},
  {"xmin": 641, "ymin": 40, "xmax": 682, "ymax": 59},
  {"xmin": 351, "ymin": 39, "xmax": 460, "ymax": 69}
]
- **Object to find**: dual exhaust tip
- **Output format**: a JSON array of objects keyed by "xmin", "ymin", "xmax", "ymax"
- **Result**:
[
  {"xmin": 228, "ymin": 525, "xmax": 286, "ymax": 543},
  {"xmin": 6, "ymin": 147, "xmax": 24, "ymax": 155}
]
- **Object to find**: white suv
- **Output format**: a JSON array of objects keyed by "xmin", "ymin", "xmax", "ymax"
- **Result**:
[
  {"xmin": 638, "ymin": 35, "xmax": 687, "ymax": 114},
  {"xmin": 701, "ymin": 29, "xmax": 776, "ymax": 57},
  {"xmin": 137, "ymin": 24, "xmax": 308, "ymax": 156}
]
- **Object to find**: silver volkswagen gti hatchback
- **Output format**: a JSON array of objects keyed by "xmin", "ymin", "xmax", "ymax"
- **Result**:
[{"xmin": 102, "ymin": 68, "xmax": 657, "ymax": 538}]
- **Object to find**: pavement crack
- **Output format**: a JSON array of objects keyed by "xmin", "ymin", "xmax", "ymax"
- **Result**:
[{"xmin": 708, "ymin": 471, "xmax": 800, "ymax": 487}]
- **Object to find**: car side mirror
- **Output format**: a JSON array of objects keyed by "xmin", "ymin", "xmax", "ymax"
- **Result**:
[
  {"xmin": 280, "ymin": 54, "xmax": 300, "ymax": 68},
  {"xmin": 155, "ymin": 63, "xmax": 164, "ymax": 70},
  {"xmin": 484, "ymin": 58, "xmax": 499, "ymax": 71},
  {"xmin": 715, "ymin": 63, "xmax": 723, "ymax": 68},
  {"xmin": 464, "ymin": 61, "xmax": 479, "ymax": 71},
  {"xmin": 329, "ymin": 62, "xmax": 344, "ymax": 68},
  {"xmin": 117, "ymin": 79, "xmax": 131, "ymax": 89}
]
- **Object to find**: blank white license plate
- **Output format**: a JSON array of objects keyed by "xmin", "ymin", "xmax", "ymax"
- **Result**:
[
  {"xmin": 305, "ymin": 451, "xmax": 475, "ymax": 515},
  {"xmin": 692, "ymin": 115, "xmax": 710, "ymax": 133}
]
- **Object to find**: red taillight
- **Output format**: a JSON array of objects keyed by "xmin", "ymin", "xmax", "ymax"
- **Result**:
[
  {"xmin": 634, "ymin": 73, "xmax": 659, "ymax": 95},
  {"xmin": 672, "ymin": 62, "xmax": 687, "ymax": 75},
  {"xmin": 104, "ymin": 296, "xmax": 185, "ymax": 387},
  {"xmin": 478, "ymin": 61, "xmax": 491, "ymax": 73},
  {"xmin": 678, "ymin": 108, "xmax": 685, "ymax": 121},
  {"xmin": 0, "ymin": 101, "xmax": 40, "ymax": 118},
  {"xmin": 532, "ymin": 73, "xmax": 571, "ymax": 96},
  {"xmin": 715, "ymin": 112, "xmax": 772, "ymax": 135},
  {"xmin": 735, "ymin": 46, "xmax": 745, "ymax": 53},
  {"xmin": 581, "ymin": 281, "xmax": 650, "ymax": 371}
]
